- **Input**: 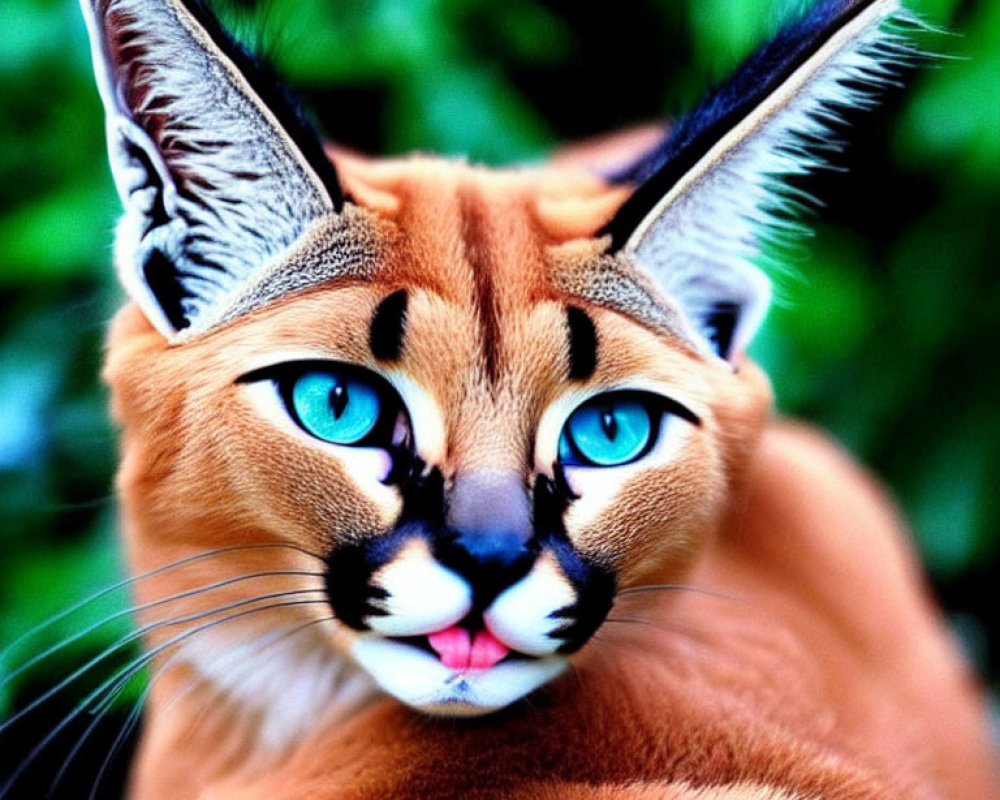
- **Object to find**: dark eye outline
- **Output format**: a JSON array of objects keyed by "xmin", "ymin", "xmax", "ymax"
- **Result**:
[
  {"xmin": 557, "ymin": 390, "xmax": 701, "ymax": 469},
  {"xmin": 235, "ymin": 360, "xmax": 411, "ymax": 450}
]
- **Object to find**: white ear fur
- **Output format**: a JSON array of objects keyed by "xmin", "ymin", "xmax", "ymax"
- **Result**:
[
  {"xmin": 619, "ymin": 0, "xmax": 916, "ymax": 362},
  {"xmin": 81, "ymin": 0, "xmax": 339, "ymax": 337},
  {"xmin": 627, "ymin": 224, "xmax": 772, "ymax": 363}
]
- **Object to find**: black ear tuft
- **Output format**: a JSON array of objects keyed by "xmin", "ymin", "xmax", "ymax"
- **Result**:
[
  {"xmin": 595, "ymin": 0, "xmax": 917, "ymax": 361},
  {"xmin": 163, "ymin": 0, "xmax": 344, "ymax": 209},
  {"xmin": 602, "ymin": 0, "xmax": 891, "ymax": 252}
]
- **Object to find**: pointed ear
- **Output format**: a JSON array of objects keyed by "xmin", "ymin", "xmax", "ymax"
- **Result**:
[
  {"xmin": 601, "ymin": 0, "xmax": 916, "ymax": 362},
  {"xmin": 81, "ymin": 0, "xmax": 344, "ymax": 337}
]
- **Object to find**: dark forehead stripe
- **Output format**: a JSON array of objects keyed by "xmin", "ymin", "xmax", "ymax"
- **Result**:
[
  {"xmin": 460, "ymin": 188, "xmax": 502, "ymax": 384},
  {"xmin": 370, "ymin": 290, "xmax": 409, "ymax": 361},
  {"xmin": 566, "ymin": 306, "xmax": 598, "ymax": 381}
]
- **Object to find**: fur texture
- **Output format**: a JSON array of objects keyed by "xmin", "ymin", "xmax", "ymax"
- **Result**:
[
  {"xmin": 103, "ymin": 150, "xmax": 998, "ymax": 800},
  {"xmin": 72, "ymin": 0, "xmax": 1000, "ymax": 796}
]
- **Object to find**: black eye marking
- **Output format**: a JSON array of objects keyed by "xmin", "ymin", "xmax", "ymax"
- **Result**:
[
  {"xmin": 566, "ymin": 306, "xmax": 598, "ymax": 381},
  {"xmin": 370, "ymin": 290, "xmax": 409, "ymax": 362}
]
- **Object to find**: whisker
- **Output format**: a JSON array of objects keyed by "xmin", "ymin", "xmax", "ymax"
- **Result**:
[
  {"xmin": 605, "ymin": 615, "xmax": 697, "ymax": 635},
  {"xmin": 69, "ymin": 643, "xmax": 205, "ymax": 800},
  {"xmin": 0, "ymin": 588, "xmax": 324, "ymax": 736},
  {"xmin": 84, "ymin": 616, "xmax": 334, "ymax": 800},
  {"xmin": 86, "ymin": 687, "xmax": 145, "ymax": 800},
  {"xmin": 1, "ymin": 542, "xmax": 324, "ymax": 670},
  {"xmin": 603, "ymin": 614, "xmax": 726, "ymax": 649},
  {"xmin": 87, "ymin": 591, "xmax": 328, "ymax": 719},
  {"xmin": 565, "ymin": 658, "xmax": 587, "ymax": 693},
  {"xmin": 616, "ymin": 583, "xmax": 741, "ymax": 602},
  {"xmin": 1, "ymin": 595, "xmax": 327, "ymax": 799},
  {"xmin": 47, "ymin": 668, "xmax": 147, "ymax": 800},
  {"xmin": 154, "ymin": 615, "xmax": 337, "ymax": 723},
  {"xmin": 606, "ymin": 615, "xmax": 663, "ymax": 626},
  {"xmin": 2, "ymin": 568, "xmax": 324, "ymax": 695}
]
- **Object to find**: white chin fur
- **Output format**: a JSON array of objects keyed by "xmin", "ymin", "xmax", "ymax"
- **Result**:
[{"xmin": 351, "ymin": 635, "xmax": 566, "ymax": 715}]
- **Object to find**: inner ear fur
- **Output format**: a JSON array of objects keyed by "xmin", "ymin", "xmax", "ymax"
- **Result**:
[
  {"xmin": 600, "ymin": 0, "xmax": 917, "ymax": 362},
  {"xmin": 82, "ymin": 0, "xmax": 344, "ymax": 339}
]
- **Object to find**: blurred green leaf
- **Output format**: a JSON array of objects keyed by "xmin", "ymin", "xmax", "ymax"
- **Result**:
[
  {"xmin": 390, "ymin": 64, "xmax": 550, "ymax": 162},
  {"xmin": 0, "ymin": 177, "xmax": 117, "ymax": 283},
  {"xmin": 689, "ymin": 0, "xmax": 783, "ymax": 70},
  {"xmin": 896, "ymin": 0, "xmax": 1000, "ymax": 181}
]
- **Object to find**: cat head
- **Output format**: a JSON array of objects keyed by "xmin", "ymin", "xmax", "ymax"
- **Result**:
[{"xmin": 86, "ymin": 0, "xmax": 914, "ymax": 721}]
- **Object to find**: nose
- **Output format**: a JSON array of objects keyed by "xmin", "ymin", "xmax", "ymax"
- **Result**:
[{"xmin": 438, "ymin": 469, "xmax": 535, "ymax": 606}]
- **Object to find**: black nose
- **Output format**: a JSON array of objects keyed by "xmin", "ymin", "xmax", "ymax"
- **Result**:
[
  {"xmin": 438, "ymin": 470, "xmax": 535, "ymax": 607},
  {"xmin": 439, "ymin": 528, "xmax": 534, "ymax": 606}
]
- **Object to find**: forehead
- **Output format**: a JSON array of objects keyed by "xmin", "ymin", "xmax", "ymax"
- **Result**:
[
  {"xmin": 212, "ymin": 274, "xmax": 710, "ymax": 432},
  {"xmin": 337, "ymin": 154, "xmax": 620, "ymax": 302},
  {"xmin": 223, "ymin": 158, "xmax": 691, "ymax": 358},
  {"xmin": 204, "ymin": 277, "xmax": 712, "ymax": 476},
  {"xmin": 199, "ymin": 155, "xmax": 686, "ymax": 342},
  {"xmin": 167, "ymin": 155, "xmax": 709, "ymax": 414}
]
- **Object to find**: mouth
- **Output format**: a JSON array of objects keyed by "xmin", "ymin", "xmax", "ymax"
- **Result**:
[
  {"xmin": 352, "ymin": 618, "xmax": 567, "ymax": 714},
  {"xmin": 392, "ymin": 624, "xmax": 513, "ymax": 671}
]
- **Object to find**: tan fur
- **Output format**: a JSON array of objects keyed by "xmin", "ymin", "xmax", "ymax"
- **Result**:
[{"xmin": 101, "ymin": 150, "xmax": 999, "ymax": 799}]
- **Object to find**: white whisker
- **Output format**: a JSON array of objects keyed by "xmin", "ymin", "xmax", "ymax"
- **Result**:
[
  {"xmin": 0, "ymin": 594, "xmax": 328, "ymax": 799},
  {"xmin": 1, "ymin": 542, "xmax": 323, "ymax": 672},
  {"xmin": 2, "ymin": 567, "xmax": 324, "ymax": 695},
  {"xmin": 83, "ymin": 616, "xmax": 335, "ymax": 800},
  {"xmin": 615, "ymin": 584, "xmax": 741, "ymax": 602}
]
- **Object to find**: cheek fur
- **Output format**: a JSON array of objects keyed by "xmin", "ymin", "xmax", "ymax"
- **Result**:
[
  {"xmin": 225, "ymin": 427, "xmax": 401, "ymax": 543},
  {"xmin": 232, "ymin": 381, "xmax": 402, "ymax": 534},
  {"xmin": 561, "ymin": 418, "xmax": 695, "ymax": 532},
  {"xmin": 566, "ymin": 443, "xmax": 724, "ymax": 582}
]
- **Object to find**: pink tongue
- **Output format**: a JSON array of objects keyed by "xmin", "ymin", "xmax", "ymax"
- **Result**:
[{"xmin": 427, "ymin": 626, "xmax": 510, "ymax": 671}]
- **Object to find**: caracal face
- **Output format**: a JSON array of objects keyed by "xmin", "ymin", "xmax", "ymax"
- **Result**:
[
  {"xmin": 89, "ymin": 0, "xmax": 908, "ymax": 718},
  {"xmin": 107, "ymin": 158, "xmax": 772, "ymax": 714}
]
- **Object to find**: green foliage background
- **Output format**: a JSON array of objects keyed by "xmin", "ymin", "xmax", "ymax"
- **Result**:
[{"xmin": 0, "ymin": 0, "xmax": 997, "ymax": 794}]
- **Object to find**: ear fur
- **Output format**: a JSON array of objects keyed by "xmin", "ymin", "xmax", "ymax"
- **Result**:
[
  {"xmin": 604, "ymin": 0, "xmax": 919, "ymax": 362},
  {"xmin": 81, "ymin": 0, "xmax": 343, "ymax": 338}
]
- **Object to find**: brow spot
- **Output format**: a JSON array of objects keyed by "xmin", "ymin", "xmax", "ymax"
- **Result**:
[
  {"xmin": 566, "ymin": 306, "xmax": 598, "ymax": 381},
  {"xmin": 370, "ymin": 290, "xmax": 408, "ymax": 361}
]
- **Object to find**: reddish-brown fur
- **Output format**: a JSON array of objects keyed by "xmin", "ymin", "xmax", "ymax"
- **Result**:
[
  {"xmin": 121, "ymin": 422, "xmax": 997, "ymax": 799},
  {"xmin": 105, "ymin": 150, "xmax": 998, "ymax": 799}
]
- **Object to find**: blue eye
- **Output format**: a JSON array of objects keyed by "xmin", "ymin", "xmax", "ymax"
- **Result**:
[
  {"xmin": 238, "ymin": 361, "xmax": 414, "ymax": 452},
  {"xmin": 558, "ymin": 394, "xmax": 657, "ymax": 467},
  {"xmin": 289, "ymin": 370, "xmax": 384, "ymax": 445}
]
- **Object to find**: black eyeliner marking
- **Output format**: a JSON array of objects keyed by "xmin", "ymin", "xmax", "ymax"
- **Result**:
[
  {"xmin": 566, "ymin": 306, "xmax": 598, "ymax": 381},
  {"xmin": 550, "ymin": 464, "xmax": 580, "ymax": 502},
  {"xmin": 660, "ymin": 396, "xmax": 701, "ymax": 427},
  {"xmin": 369, "ymin": 290, "xmax": 408, "ymax": 361}
]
